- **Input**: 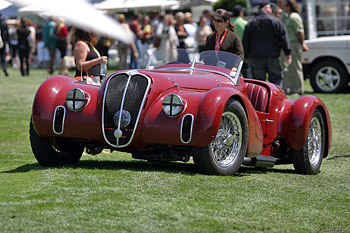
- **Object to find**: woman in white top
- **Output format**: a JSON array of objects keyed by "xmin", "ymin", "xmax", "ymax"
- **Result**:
[
  {"xmin": 156, "ymin": 14, "xmax": 178, "ymax": 63},
  {"xmin": 184, "ymin": 12, "xmax": 197, "ymax": 49}
]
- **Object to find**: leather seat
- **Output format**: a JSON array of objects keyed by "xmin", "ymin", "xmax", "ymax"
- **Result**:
[{"xmin": 245, "ymin": 82, "xmax": 269, "ymax": 112}]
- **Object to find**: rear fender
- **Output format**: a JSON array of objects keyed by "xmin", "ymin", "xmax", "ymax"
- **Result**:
[{"xmin": 279, "ymin": 95, "xmax": 332, "ymax": 156}]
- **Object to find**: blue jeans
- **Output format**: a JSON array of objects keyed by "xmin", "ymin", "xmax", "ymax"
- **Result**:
[{"xmin": 129, "ymin": 39, "xmax": 142, "ymax": 69}]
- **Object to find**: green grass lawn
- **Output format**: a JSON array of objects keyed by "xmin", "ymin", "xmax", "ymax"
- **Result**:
[{"xmin": 0, "ymin": 68, "xmax": 349, "ymax": 232}]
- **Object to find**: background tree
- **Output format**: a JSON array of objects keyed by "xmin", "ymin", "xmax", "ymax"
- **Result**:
[{"xmin": 214, "ymin": 0, "xmax": 247, "ymax": 11}]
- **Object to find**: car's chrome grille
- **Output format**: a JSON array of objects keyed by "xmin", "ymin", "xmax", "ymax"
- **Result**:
[{"xmin": 103, "ymin": 73, "xmax": 150, "ymax": 148}]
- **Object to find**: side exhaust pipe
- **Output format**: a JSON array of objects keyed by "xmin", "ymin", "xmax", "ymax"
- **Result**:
[{"xmin": 243, "ymin": 155, "xmax": 276, "ymax": 168}]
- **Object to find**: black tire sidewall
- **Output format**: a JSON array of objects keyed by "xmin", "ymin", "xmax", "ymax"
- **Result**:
[{"xmin": 30, "ymin": 120, "xmax": 83, "ymax": 166}]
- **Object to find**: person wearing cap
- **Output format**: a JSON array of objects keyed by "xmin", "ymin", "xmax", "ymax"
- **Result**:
[
  {"xmin": 204, "ymin": 9, "xmax": 244, "ymax": 60},
  {"xmin": 280, "ymin": 0, "xmax": 308, "ymax": 96},
  {"xmin": 242, "ymin": 0, "xmax": 291, "ymax": 87}
]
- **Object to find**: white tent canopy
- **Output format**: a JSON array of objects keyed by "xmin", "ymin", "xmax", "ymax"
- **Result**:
[
  {"xmin": 17, "ymin": 5, "xmax": 42, "ymax": 14},
  {"xmin": 7, "ymin": 0, "xmax": 134, "ymax": 43},
  {"xmin": 0, "ymin": 0, "xmax": 11, "ymax": 11},
  {"xmin": 95, "ymin": 0, "xmax": 179, "ymax": 12}
]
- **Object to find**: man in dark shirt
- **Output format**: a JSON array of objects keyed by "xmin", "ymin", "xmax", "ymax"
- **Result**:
[{"xmin": 242, "ymin": 0, "xmax": 291, "ymax": 87}]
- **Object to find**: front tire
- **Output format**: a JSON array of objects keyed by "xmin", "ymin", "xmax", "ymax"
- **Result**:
[
  {"xmin": 192, "ymin": 99, "xmax": 249, "ymax": 175},
  {"xmin": 30, "ymin": 120, "xmax": 84, "ymax": 166},
  {"xmin": 310, "ymin": 60, "xmax": 349, "ymax": 93},
  {"xmin": 291, "ymin": 109, "xmax": 325, "ymax": 174}
]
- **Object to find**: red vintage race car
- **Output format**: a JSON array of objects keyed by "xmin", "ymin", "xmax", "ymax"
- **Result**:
[{"xmin": 30, "ymin": 49, "xmax": 332, "ymax": 175}]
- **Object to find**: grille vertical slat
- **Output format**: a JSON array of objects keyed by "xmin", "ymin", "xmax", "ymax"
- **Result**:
[{"xmin": 103, "ymin": 74, "xmax": 149, "ymax": 147}]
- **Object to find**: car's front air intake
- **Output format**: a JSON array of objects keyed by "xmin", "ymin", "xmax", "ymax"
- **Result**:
[
  {"xmin": 53, "ymin": 106, "xmax": 66, "ymax": 135},
  {"xmin": 102, "ymin": 72, "xmax": 150, "ymax": 148}
]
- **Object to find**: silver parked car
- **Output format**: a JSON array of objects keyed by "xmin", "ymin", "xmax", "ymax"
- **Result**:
[{"xmin": 302, "ymin": 35, "xmax": 350, "ymax": 93}]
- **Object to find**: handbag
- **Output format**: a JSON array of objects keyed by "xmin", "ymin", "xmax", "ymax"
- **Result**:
[
  {"xmin": 75, "ymin": 63, "xmax": 101, "ymax": 86},
  {"xmin": 63, "ymin": 56, "xmax": 75, "ymax": 68}
]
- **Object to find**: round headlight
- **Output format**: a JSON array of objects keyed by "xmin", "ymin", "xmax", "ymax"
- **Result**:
[
  {"xmin": 66, "ymin": 88, "xmax": 87, "ymax": 111},
  {"xmin": 162, "ymin": 94, "xmax": 185, "ymax": 117}
]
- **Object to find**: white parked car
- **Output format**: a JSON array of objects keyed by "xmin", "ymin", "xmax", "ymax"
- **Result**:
[{"xmin": 302, "ymin": 35, "xmax": 350, "ymax": 93}]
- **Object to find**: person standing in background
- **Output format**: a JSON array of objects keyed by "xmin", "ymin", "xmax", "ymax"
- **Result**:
[
  {"xmin": 26, "ymin": 19, "xmax": 36, "ymax": 67},
  {"xmin": 231, "ymin": 5, "xmax": 247, "ymax": 41},
  {"xmin": 56, "ymin": 18, "xmax": 71, "ymax": 75},
  {"xmin": 272, "ymin": 2, "xmax": 283, "ymax": 18},
  {"xmin": 231, "ymin": 4, "xmax": 251, "ymax": 78},
  {"xmin": 195, "ymin": 16, "xmax": 212, "ymax": 53},
  {"xmin": 155, "ymin": 14, "xmax": 178, "ymax": 63},
  {"xmin": 174, "ymin": 12, "xmax": 188, "ymax": 49},
  {"xmin": 36, "ymin": 25, "xmax": 50, "ymax": 69},
  {"xmin": 71, "ymin": 28, "xmax": 107, "ymax": 79},
  {"xmin": 0, "ymin": 13, "xmax": 9, "ymax": 76},
  {"xmin": 17, "ymin": 18, "xmax": 31, "ymax": 76},
  {"xmin": 202, "ymin": 10, "xmax": 215, "ymax": 32},
  {"xmin": 141, "ymin": 15, "xmax": 152, "ymax": 68},
  {"xmin": 116, "ymin": 14, "xmax": 138, "ymax": 71},
  {"xmin": 184, "ymin": 12, "xmax": 197, "ymax": 49},
  {"xmin": 43, "ymin": 17, "xmax": 58, "ymax": 74},
  {"xmin": 175, "ymin": 12, "xmax": 189, "ymax": 63},
  {"xmin": 129, "ymin": 12, "xmax": 143, "ymax": 69},
  {"xmin": 242, "ymin": 0, "xmax": 291, "ymax": 87},
  {"xmin": 8, "ymin": 21, "xmax": 19, "ymax": 69},
  {"xmin": 280, "ymin": 0, "xmax": 308, "ymax": 96},
  {"xmin": 205, "ymin": 9, "xmax": 244, "ymax": 60}
]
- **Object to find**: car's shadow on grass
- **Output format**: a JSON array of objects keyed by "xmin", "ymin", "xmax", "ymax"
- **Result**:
[
  {"xmin": 327, "ymin": 154, "xmax": 350, "ymax": 160},
  {"xmin": 1, "ymin": 159, "xmax": 297, "ymax": 176},
  {"xmin": 237, "ymin": 166, "xmax": 296, "ymax": 175},
  {"xmin": 1, "ymin": 160, "xmax": 197, "ymax": 175}
]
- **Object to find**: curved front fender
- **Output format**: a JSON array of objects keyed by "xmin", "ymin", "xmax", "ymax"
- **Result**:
[
  {"xmin": 193, "ymin": 87, "xmax": 263, "ymax": 157},
  {"xmin": 32, "ymin": 76, "xmax": 104, "ymax": 142},
  {"xmin": 141, "ymin": 87, "xmax": 263, "ymax": 156}
]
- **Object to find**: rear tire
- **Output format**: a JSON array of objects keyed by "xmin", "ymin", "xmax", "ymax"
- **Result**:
[
  {"xmin": 192, "ymin": 99, "xmax": 248, "ymax": 175},
  {"xmin": 30, "ymin": 119, "xmax": 84, "ymax": 166},
  {"xmin": 291, "ymin": 109, "xmax": 325, "ymax": 174}
]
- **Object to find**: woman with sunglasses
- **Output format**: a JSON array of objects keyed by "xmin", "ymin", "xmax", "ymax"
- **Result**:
[{"xmin": 204, "ymin": 9, "xmax": 244, "ymax": 60}]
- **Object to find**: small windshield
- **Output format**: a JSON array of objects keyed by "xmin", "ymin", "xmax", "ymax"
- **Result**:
[
  {"xmin": 146, "ymin": 49, "xmax": 243, "ymax": 77},
  {"xmin": 146, "ymin": 49, "xmax": 194, "ymax": 68},
  {"xmin": 195, "ymin": 50, "xmax": 242, "ymax": 70}
]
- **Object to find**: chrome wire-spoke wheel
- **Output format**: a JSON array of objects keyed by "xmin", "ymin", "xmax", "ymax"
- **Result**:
[
  {"xmin": 211, "ymin": 112, "xmax": 242, "ymax": 168},
  {"xmin": 316, "ymin": 66, "xmax": 341, "ymax": 92},
  {"xmin": 307, "ymin": 116, "xmax": 322, "ymax": 166},
  {"xmin": 192, "ymin": 99, "xmax": 248, "ymax": 175}
]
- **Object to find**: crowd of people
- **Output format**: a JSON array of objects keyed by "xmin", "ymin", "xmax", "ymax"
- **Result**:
[{"xmin": 0, "ymin": 0, "xmax": 306, "ymax": 96}]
